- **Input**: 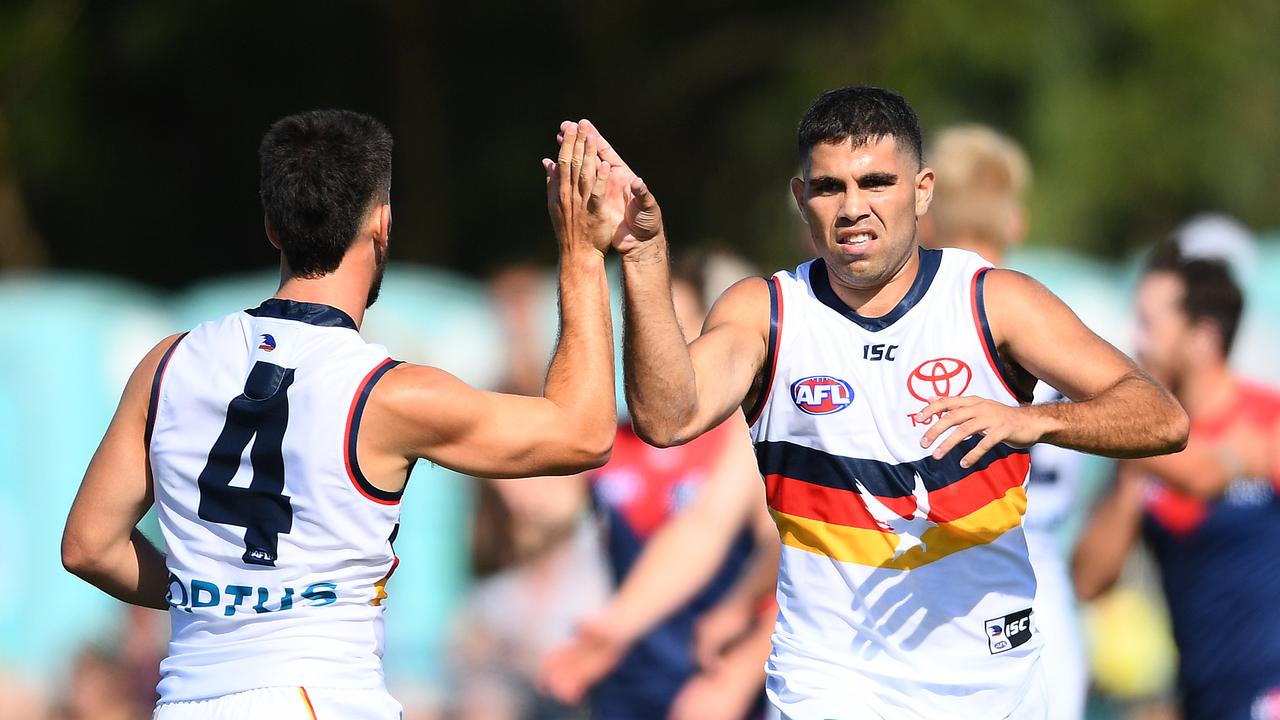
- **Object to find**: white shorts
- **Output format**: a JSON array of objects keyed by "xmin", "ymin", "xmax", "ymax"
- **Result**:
[{"xmin": 154, "ymin": 686, "xmax": 403, "ymax": 720}]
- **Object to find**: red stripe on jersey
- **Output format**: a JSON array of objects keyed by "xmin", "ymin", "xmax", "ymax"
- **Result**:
[
  {"xmin": 969, "ymin": 268, "xmax": 1022, "ymax": 403},
  {"xmin": 344, "ymin": 358, "xmax": 400, "ymax": 506},
  {"xmin": 765, "ymin": 474, "xmax": 895, "ymax": 531},
  {"xmin": 925, "ymin": 452, "xmax": 1030, "ymax": 523}
]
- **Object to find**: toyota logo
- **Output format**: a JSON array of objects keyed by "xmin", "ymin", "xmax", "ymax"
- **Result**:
[{"xmin": 907, "ymin": 357, "xmax": 972, "ymax": 402}]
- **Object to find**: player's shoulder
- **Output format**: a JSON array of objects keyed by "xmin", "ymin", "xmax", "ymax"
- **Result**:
[{"xmin": 365, "ymin": 362, "xmax": 472, "ymax": 411}]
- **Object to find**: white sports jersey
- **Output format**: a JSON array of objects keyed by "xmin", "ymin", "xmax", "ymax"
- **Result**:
[
  {"xmin": 148, "ymin": 299, "xmax": 405, "ymax": 703},
  {"xmin": 748, "ymin": 248, "xmax": 1042, "ymax": 719}
]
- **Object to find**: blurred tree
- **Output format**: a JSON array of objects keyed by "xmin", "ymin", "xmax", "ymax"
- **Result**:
[{"xmin": 1, "ymin": 0, "xmax": 1277, "ymax": 284}]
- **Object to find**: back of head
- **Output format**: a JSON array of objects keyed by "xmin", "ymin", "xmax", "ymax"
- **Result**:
[
  {"xmin": 924, "ymin": 125, "xmax": 1030, "ymax": 251},
  {"xmin": 797, "ymin": 86, "xmax": 923, "ymax": 169},
  {"xmin": 1146, "ymin": 240, "xmax": 1245, "ymax": 359},
  {"xmin": 259, "ymin": 109, "xmax": 393, "ymax": 278}
]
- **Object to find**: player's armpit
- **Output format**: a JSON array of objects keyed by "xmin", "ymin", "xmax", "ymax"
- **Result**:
[
  {"xmin": 627, "ymin": 277, "xmax": 771, "ymax": 448},
  {"xmin": 63, "ymin": 333, "xmax": 180, "ymax": 610},
  {"xmin": 982, "ymin": 269, "xmax": 1188, "ymax": 457},
  {"xmin": 361, "ymin": 363, "xmax": 615, "ymax": 480}
]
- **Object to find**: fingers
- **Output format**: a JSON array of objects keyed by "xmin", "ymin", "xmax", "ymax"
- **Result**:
[
  {"xmin": 579, "ymin": 127, "xmax": 599, "ymax": 198},
  {"xmin": 960, "ymin": 433, "xmax": 1006, "ymax": 469},
  {"xmin": 931, "ymin": 419, "xmax": 984, "ymax": 461},
  {"xmin": 570, "ymin": 120, "xmax": 589, "ymax": 189},
  {"xmin": 587, "ymin": 161, "xmax": 611, "ymax": 213},
  {"xmin": 557, "ymin": 122, "xmax": 579, "ymax": 201}
]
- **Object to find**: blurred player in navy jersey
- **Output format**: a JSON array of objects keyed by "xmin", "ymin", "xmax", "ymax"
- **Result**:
[{"xmin": 1074, "ymin": 239, "xmax": 1280, "ymax": 720}]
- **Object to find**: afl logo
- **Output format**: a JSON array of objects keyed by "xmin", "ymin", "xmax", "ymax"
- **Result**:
[
  {"xmin": 791, "ymin": 376, "xmax": 854, "ymax": 415},
  {"xmin": 258, "ymin": 334, "xmax": 277, "ymax": 352},
  {"xmin": 907, "ymin": 358, "xmax": 972, "ymax": 402}
]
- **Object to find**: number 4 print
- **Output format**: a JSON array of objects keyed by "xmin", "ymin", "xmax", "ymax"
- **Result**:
[{"xmin": 197, "ymin": 361, "xmax": 295, "ymax": 566}]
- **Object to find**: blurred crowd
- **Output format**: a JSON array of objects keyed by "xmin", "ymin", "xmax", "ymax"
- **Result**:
[{"xmin": 3, "ymin": 123, "xmax": 1280, "ymax": 720}]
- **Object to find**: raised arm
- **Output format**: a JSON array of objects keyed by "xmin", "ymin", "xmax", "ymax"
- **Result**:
[
  {"xmin": 62, "ymin": 334, "xmax": 181, "ymax": 610},
  {"xmin": 919, "ymin": 269, "xmax": 1189, "ymax": 467},
  {"xmin": 360, "ymin": 121, "xmax": 622, "ymax": 480}
]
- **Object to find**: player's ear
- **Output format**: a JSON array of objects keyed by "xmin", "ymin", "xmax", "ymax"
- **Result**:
[
  {"xmin": 377, "ymin": 203, "xmax": 391, "ymax": 248},
  {"xmin": 914, "ymin": 166, "xmax": 935, "ymax": 217},
  {"xmin": 264, "ymin": 218, "xmax": 282, "ymax": 250},
  {"xmin": 790, "ymin": 176, "xmax": 807, "ymax": 223}
]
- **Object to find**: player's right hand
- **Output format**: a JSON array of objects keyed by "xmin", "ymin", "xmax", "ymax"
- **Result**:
[
  {"xmin": 692, "ymin": 597, "xmax": 754, "ymax": 670},
  {"xmin": 542, "ymin": 119, "xmax": 628, "ymax": 258},
  {"xmin": 538, "ymin": 613, "xmax": 626, "ymax": 704}
]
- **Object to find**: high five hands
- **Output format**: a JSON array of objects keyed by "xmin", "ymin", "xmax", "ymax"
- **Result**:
[{"xmin": 544, "ymin": 120, "xmax": 663, "ymax": 259}]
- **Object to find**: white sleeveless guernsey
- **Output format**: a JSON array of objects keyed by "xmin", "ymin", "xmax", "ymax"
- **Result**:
[
  {"xmin": 147, "ymin": 299, "xmax": 406, "ymax": 703},
  {"xmin": 748, "ymin": 248, "xmax": 1042, "ymax": 719}
]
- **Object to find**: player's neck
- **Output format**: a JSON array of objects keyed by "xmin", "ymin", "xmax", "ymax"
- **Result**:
[
  {"xmin": 829, "ymin": 246, "xmax": 921, "ymax": 318},
  {"xmin": 1175, "ymin": 362, "xmax": 1235, "ymax": 420},
  {"xmin": 274, "ymin": 265, "xmax": 369, "ymax": 329}
]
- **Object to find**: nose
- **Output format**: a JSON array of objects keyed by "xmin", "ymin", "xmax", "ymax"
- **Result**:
[{"xmin": 838, "ymin": 186, "xmax": 871, "ymax": 225}]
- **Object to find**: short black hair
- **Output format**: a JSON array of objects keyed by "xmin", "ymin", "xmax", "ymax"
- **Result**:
[
  {"xmin": 259, "ymin": 109, "xmax": 393, "ymax": 278},
  {"xmin": 797, "ymin": 86, "xmax": 923, "ymax": 168},
  {"xmin": 1145, "ymin": 241, "xmax": 1245, "ymax": 357}
]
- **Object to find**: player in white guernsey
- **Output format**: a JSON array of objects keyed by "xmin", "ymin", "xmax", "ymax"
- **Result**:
[
  {"xmin": 62, "ymin": 112, "xmax": 629, "ymax": 718},
  {"xmin": 585, "ymin": 87, "xmax": 1188, "ymax": 718},
  {"xmin": 920, "ymin": 125, "xmax": 1089, "ymax": 720}
]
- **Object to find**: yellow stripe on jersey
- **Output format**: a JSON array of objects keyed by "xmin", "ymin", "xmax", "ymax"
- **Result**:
[{"xmin": 771, "ymin": 485, "xmax": 1027, "ymax": 571}]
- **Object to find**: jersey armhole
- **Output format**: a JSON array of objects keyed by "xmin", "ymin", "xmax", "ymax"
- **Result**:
[
  {"xmin": 344, "ymin": 358, "xmax": 407, "ymax": 505},
  {"xmin": 969, "ymin": 269, "xmax": 1036, "ymax": 404},
  {"xmin": 745, "ymin": 276, "xmax": 783, "ymax": 426},
  {"xmin": 145, "ymin": 332, "xmax": 189, "ymax": 453}
]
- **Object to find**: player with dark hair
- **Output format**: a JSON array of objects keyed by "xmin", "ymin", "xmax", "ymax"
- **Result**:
[
  {"xmin": 1074, "ymin": 243, "xmax": 1280, "ymax": 720},
  {"xmin": 582, "ymin": 85, "xmax": 1188, "ymax": 717},
  {"xmin": 61, "ymin": 111, "xmax": 624, "ymax": 718}
]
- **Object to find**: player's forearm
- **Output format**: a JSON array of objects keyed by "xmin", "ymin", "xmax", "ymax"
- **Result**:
[
  {"xmin": 620, "ymin": 238, "xmax": 699, "ymax": 447},
  {"xmin": 544, "ymin": 252, "xmax": 616, "ymax": 467},
  {"xmin": 1033, "ymin": 371, "xmax": 1188, "ymax": 458},
  {"xmin": 603, "ymin": 504, "xmax": 739, "ymax": 646},
  {"xmin": 63, "ymin": 528, "xmax": 170, "ymax": 610},
  {"xmin": 1071, "ymin": 470, "xmax": 1144, "ymax": 601}
]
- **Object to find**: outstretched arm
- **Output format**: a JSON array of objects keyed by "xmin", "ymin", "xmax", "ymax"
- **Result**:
[
  {"xmin": 62, "ymin": 335, "xmax": 181, "ymax": 610},
  {"xmin": 919, "ymin": 270, "xmax": 1188, "ymax": 467},
  {"xmin": 361, "ymin": 121, "xmax": 622, "ymax": 480}
]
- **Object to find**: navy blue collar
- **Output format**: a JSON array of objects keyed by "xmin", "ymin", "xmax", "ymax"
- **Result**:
[
  {"xmin": 810, "ymin": 247, "xmax": 942, "ymax": 332},
  {"xmin": 246, "ymin": 298, "xmax": 358, "ymax": 331}
]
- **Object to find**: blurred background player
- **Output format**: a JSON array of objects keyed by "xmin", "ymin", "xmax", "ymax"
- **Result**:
[
  {"xmin": 1073, "ymin": 238, "xmax": 1280, "ymax": 720},
  {"xmin": 60, "ymin": 114, "xmax": 622, "ymax": 718},
  {"xmin": 920, "ymin": 124, "xmax": 1089, "ymax": 720},
  {"xmin": 536, "ymin": 255, "xmax": 779, "ymax": 720}
]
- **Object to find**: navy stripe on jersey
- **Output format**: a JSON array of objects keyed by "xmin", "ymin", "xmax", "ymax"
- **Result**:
[
  {"xmin": 247, "ymin": 298, "xmax": 357, "ymax": 331},
  {"xmin": 809, "ymin": 247, "xmax": 942, "ymax": 332},
  {"xmin": 145, "ymin": 332, "xmax": 189, "ymax": 449},
  {"xmin": 746, "ymin": 277, "xmax": 781, "ymax": 426},
  {"xmin": 973, "ymin": 269, "xmax": 1035, "ymax": 403},
  {"xmin": 346, "ymin": 359, "xmax": 406, "ymax": 503},
  {"xmin": 755, "ymin": 438, "xmax": 1028, "ymax": 498}
]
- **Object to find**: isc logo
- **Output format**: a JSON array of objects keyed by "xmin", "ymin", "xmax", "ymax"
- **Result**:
[{"xmin": 790, "ymin": 376, "xmax": 854, "ymax": 415}]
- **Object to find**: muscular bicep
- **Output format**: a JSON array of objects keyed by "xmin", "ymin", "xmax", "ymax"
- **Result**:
[
  {"xmin": 680, "ymin": 279, "xmax": 771, "ymax": 441},
  {"xmin": 366, "ymin": 365, "xmax": 613, "ymax": 479},
  {"xmin": 986, "ymin": 270, "xmax": 1143, "ymax": 400}
]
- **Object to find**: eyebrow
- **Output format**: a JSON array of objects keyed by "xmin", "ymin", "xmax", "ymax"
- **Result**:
[{"xmin": 856, "ymin": 171, "xmax": 898, "ymax": 187}]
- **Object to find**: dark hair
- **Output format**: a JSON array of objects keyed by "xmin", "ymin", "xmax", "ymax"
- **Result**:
[
  {"xmin": 1145, "ymin": 241, "xmax": 1245, "ymax": 356},
  {"xmin": 797, "ymin": 86, "xmax": 923, "ymax": 168},
  {"xmin": 259, "ymin": 109, "xmax": 393, "ymax": 278}
]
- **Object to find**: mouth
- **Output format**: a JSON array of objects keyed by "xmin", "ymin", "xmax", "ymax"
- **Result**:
[{"xmin": 835, "ymin": 227, "xmax": 878, "ymax": 253}]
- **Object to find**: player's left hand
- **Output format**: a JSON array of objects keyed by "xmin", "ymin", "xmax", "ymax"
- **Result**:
[{"xmin": 915, "ymin": 396, "xmax": 1048, "ymax": 468}]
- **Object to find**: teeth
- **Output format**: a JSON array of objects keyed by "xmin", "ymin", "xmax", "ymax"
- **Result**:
[{"xmin": 843, "ymin": 233, "xmax": 872, "ymax": 244}]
